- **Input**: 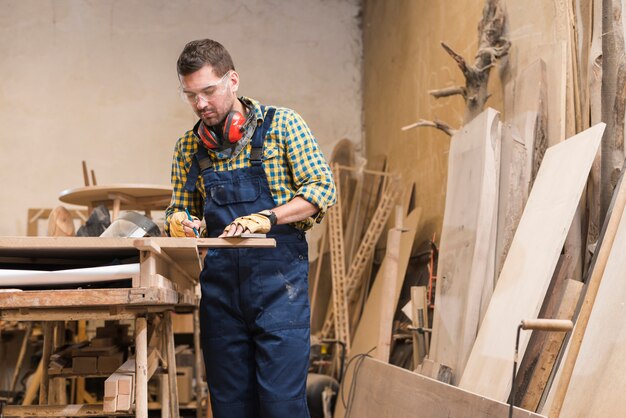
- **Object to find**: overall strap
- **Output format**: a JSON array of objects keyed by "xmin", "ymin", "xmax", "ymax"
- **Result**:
[
  {"xmin": 184, "ymin": 146, "xmax": 212, "ymax": 192},
  {"xmin": 250, "ymin": 106, "xmax": 276, "ymax": 166}
]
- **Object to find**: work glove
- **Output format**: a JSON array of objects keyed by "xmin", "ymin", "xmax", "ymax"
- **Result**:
[
  {"xmin": 169, "ymin": 211, "xmax": 200, "ymax": 237},
  {"xmin": 221, "ymin": 210, "xmax": 276, "ymax": 237}
]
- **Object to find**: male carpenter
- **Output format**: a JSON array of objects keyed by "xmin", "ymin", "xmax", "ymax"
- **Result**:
[{"xmin": 166, "ymin": 39, "xmax": 336, "ymax": 418}]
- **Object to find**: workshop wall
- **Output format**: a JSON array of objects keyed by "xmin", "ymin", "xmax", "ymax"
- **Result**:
[
  {"xmin": 362, "ymin": 0, "xmax": 503, "ymax": 245},
  {"xmin": 0, "ymin": 0, "xmax": 362, "ymax": 236}
]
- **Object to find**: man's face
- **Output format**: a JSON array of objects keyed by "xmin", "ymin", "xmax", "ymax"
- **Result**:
[{"xmin": 179, "ymin": 65, "xmax": 238, "ymax": 127}]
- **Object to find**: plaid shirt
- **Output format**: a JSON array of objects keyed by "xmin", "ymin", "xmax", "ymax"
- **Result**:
[{"xmin": 165, "ymin": 97, "xmax": 336, "ymax": 235}]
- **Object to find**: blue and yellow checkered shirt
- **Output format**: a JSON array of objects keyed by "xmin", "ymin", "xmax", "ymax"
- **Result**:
[{"xmin": 165, "ymin": 97, "xmax": 336, "ymax": 235}]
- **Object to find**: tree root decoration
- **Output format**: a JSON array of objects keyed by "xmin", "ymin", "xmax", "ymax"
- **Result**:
[
  {"xmin": 401, "ymin": 119, "xmax": 458, "ymax": 137},
  {"xmin": 436, "ymin": 0, "xmax": 510, "ymax": 123}
]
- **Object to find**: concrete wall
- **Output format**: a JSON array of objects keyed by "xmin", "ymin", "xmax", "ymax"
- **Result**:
[
  {"xmin": 0, "ymin": 0, "xmax": 362, "ymax": 236},
  {"xmin": 362, "ymin": 0, "xmax": 503, "ymax": 245}
]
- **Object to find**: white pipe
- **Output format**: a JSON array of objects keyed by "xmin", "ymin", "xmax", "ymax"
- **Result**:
[{"xmin": 0, "ymin": 263, "xmax": 139, "ymax": 287}]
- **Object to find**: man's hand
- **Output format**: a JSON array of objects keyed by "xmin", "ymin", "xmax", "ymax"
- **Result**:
[
  {"xmin": 220, "ymin": 212, "xmax": 272, "ymax": 237},
  {"xmin": 169, "ymin": 212, "xmax": 201, "ymax": 237}
]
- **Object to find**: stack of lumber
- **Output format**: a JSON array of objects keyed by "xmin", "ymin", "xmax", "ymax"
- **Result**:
[
  {"xmin": 341, "ymin": 1, "xmax": 626, "ymax": 417},
  {"xmin": 339, "ymin": 116, "xmax": 607, "ymax": 418},
  {"xmin": 103, "ymin": 348, "xmax": 159, "ymax": 412},
  {"xmin": 48, "ymin": 322, "xmax": 131, "ymax": 375}
]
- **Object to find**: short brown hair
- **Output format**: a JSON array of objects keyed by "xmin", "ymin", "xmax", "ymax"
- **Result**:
[{"xmin": 176, "ymin": 39, "xmax": 235, "ymax": 77}]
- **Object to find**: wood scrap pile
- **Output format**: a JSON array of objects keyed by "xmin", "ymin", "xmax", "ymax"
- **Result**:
[
  {"xmin": 342, "ymin": 1, "xmax": 626, "ymax": 417},
  {"xmin": 47, "ymin": 322, "xmax": 131, "ymax": 375}
]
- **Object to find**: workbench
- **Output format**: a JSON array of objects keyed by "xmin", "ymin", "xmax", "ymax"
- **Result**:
[{"xmin": 0, "ymin": 236, "xmax": 275, "ymax": 418}]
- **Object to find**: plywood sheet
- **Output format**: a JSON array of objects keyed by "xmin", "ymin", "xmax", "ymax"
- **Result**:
[
  {"xmin": 429, "ymin": 108, "xmax": 500, "ymax": 384},
  {"xmin": 559, "ymin": 202, "xmax": 626, "ymax": 417},
  {"xmin": 334, "ymin": 208, "xmax": 421, "ymax": 418},
  {"xmin": 346, "ymin": 357, "xmax": 546, "ymax": 418},
  {"xmin": 458, "ymin": 123, "xmax": 604, "ymax": 401}
]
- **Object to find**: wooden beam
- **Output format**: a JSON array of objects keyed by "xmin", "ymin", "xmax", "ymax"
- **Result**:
[{"xmin": 3, "ymin": 404, "xmax": 132, "ymax": 417}]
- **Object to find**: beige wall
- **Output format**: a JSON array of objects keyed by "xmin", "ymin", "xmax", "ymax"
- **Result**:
[
  {"xmin": 362, "ymin": 0, "xmax": 503, "ymax": 245},
  {"xmin": 0, "ymin": 0, "xmax": 362, "ymax": 236}
]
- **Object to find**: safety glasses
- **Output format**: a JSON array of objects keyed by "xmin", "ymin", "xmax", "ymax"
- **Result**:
[{"xmin": 179, "ymin": 71, "xmax": 231, "ymax": 104}]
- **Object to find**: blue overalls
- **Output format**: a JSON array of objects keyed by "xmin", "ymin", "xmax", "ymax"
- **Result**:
[{"xmin": 184, "ymin": 107, "xmax": 311, "ymax": 418}]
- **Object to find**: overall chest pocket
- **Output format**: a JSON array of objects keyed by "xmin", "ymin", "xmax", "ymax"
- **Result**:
[{"xmin": 209, "ymin": 177, "xmax": 261, "ymax": 206}]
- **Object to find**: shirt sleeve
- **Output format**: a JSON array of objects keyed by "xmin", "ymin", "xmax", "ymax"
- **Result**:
[
  {"xmin": 282, "ymin": 110, "xmax": 337, "ymax": 223},
  {"xmin": 164, "ymin": 135, "xmax": 205, "ymax": 236}
]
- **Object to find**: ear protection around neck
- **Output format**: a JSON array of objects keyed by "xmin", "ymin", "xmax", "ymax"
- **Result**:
[{"xmin": 199, "ymin": 111, "xmax": 246, "ymax": 149}]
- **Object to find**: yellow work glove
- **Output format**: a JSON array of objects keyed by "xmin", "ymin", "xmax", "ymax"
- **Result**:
[
  {"xmin": 223, "ymin": 211, "xmax": 274, "ymax": 236},
  {"xmin": 169, "ymin": 212, "xmax": 199, "ymax": 237}
]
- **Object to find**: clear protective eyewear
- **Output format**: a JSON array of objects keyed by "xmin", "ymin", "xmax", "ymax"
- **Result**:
[{"xmin": 179, "ymin": 71, "xmax": 231, "ymax": 104}]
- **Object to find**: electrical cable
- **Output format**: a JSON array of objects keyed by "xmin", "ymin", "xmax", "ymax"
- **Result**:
[{"xmin": 340, "ymin": 345, "xmax": 377, "ymax": 415}]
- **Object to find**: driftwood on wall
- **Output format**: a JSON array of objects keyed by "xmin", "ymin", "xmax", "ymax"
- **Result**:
[{"xmin": 402, "ymin": 0, "xmax": 510, "ymax": 135}]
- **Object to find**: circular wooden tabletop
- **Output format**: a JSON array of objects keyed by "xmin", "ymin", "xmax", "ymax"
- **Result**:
[{"xmin": 59, "ymin": 184, "xmax": 173, "ymax": 209}]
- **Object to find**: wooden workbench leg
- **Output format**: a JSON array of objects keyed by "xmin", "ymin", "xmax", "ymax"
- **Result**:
[
  {"xmin": 53, "ymin": 321, "xmax": 67, "ymax": 405},
  {"xmin": 135, "ymin": 316, "xmax": 148, "ymax": 418},
  {"xmin": 193, "ymin": 309, "xmax": 204, "ymax": 418},
  {"xmin": 10, "ymin": 322, "xmax": 32, "ymax": 397},
  {"xmin": 164, "ymin": 311, "xmax": 180, "ymax": 418},
  {"xmin": 161, "ymin": 374, "xmax": 171, "ymax": 418},
  {"xmin": 39, "ymin": 322, "xmax": 54, "ymax": 405}
]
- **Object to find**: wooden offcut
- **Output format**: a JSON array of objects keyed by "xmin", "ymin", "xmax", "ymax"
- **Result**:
[{"xmin": 458, "ymin": 123, "xmax": 604, "ymax": 401}]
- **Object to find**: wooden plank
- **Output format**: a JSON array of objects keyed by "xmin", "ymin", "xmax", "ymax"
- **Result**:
[
  {"xmin": 557, "ymin": 202, "xmax": 626, "ymax": 416},
  {"xmin": 375, "ymin": 227, "xmax": 402, "ymax": 362},
  {"xmin": 0, "ymin": 288, "xmax": 178, "ymax": 308},
  {"xmin": 546, "ymin": 165, "xmax": 626, "ymax": 416},
  {"xmin": 164, "ymin": 311, "xmax": 180, "ymax": 418},
  {"xmin": 429, "ymin": 108, "xmax": 501, "ymax": 384},
  {"xmin": 344, "ymin": 357, "xmax": 545, "ymax": 418},
  {"xmin": 511, "ymin": 255, "xmax": 573, "ymax": 403},
  {"xmin": 520, "ymin": 279, "xmax": 582, "ymax": 411},
  {"xmin": 585, "ymin": 0, "xmax": 602, "ymax": 269},
  {"xmin": 135, "ymin": 316, "xmax": 148, "ymax": 418},
  {"xmin": 497, "ymin": 111, "xmax": 536, "ymax": 276},
  {"xmin": 458, "ymin": 123, "xmax": 604, "ymax": 401},
  {"xmin": 0, "ymin": 237, "xmax": 272, "ymax": 261},
  {"xmin": 409, "ymin": 286, "xmax": 428, "ymax": 367},
  {"xmin": 497, "ymin": 59, "xmax": 547, "ymax": 276},
  {"xmin": 3, "ymin": 404, "xmax": 132, "ymax": 417},
  {"xmin": 516, "ymin": 278, "xmax": 582, "ymax": 411},
  {"xmin": 334, "ymin": 208, "xmax": 421, "ymax": 418}
]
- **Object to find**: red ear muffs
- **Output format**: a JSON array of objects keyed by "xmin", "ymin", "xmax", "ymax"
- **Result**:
[
  {"xmin": 199, "ymin": 111, "xmax": 245, "ymax": 149},
  {"xmin": 223, "ymin": 111, "xmax": 246, "ymax": 143}
]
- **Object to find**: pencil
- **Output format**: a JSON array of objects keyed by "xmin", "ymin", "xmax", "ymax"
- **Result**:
[{"xmin": 184, "ymin": 207, "xmax": 200, "ymax": 237}]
